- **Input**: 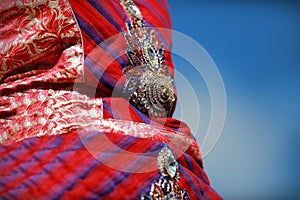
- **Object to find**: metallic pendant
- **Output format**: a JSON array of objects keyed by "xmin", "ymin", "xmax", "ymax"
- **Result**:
[
  {"xmin": 141, "ymin": 147, "xmax": 190, "ymax": 200},
  {"xmin": 120, "ymin": 0, "xmax": 176, "ymax": 118}
]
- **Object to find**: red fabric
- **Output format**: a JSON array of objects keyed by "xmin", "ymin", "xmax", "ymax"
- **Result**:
[
  {"xmin": 0, "ymin": 0, "xmax": 83, "ymax": 87},
  {"xmin": 0, "ymin": 130, "xmax": 221, "ymax": 199},
  {"xmin": 0, "ymin": 0, "xmax": 85, "ymax": 144},
  {"xmin": 0, "ymin": 0, "xmax": 222, "ymax": 199},
  {"xmin": 68, "ymin": 0, "xmax": 176, "ymax": 98}
]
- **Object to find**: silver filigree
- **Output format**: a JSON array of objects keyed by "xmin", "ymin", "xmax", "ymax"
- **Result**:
[
  {"xmin": 157, "ymin": 146, "xmax": 179, "ymax": 179},
  {"xmin": 141, "ymin": 146, "xmax": 190, "ymax": 200},
  {"xmin": 120, "ymin": 0, "xmax": 176, "ymax": 118},
  {"xmin": 120, "ymin": 0, "xmax": 142, "ymax": 19}
]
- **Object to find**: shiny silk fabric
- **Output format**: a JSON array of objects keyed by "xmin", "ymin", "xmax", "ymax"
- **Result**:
[{"xmin": 0, "ymin": 0, "xmax": 221, "ymax": 199}]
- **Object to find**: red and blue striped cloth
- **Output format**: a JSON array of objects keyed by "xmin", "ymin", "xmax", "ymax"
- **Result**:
[
  {"xmin": 70, "ymin": 0, "xmax": 175, "ymax": 98},
  {"xmin": 0, "ymin": 0, "xmax": 222, "ymax": 199},
  {"xmin": 0, "ymin": 129, "xmax": 220, "ymax": 199}
]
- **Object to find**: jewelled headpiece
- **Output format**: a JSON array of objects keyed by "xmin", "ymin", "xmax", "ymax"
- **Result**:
[{"xmin": 120, "ymin": 0, "xmax": 176, "ymax": 118}]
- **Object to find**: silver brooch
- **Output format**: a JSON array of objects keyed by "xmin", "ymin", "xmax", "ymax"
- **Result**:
[
  {"xmin": 141, "ymin": 147, "xmax": 190, "ymax": 200},
  {"xmin": 120, "ymin": 0, "xmax": 176, "ymax": 118}
]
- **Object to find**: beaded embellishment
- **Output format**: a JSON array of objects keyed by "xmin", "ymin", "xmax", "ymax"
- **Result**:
[
  {"xmin": 141, "ymin": 146, "xmax": 190, "ymax": 200},
  {"xmin": 120, "ymin": 0, "xmax": 176, "ymax": 118}
]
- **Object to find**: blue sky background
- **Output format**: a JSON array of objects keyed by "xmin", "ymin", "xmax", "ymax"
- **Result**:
[{"xmin": 168, "ymin": 0, "xmax": 300, "ymax": 199}]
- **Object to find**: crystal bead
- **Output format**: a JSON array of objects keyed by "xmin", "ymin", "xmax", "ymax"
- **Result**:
[{"xmin": 127, "ymin": 2, "xmax": 142, "ymax": 19}]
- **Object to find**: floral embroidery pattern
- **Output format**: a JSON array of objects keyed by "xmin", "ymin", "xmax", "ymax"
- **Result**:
[
  {"xmin": 0, "ymin": 0, "xmax": 84, "ymax": 90},
  {"xmin": 0, "ymin": 89, "xmax": 103, "ymax": 145},
  {"xmin": 0, "ymin": 0, "xmax": 85, "ymax": 144}
]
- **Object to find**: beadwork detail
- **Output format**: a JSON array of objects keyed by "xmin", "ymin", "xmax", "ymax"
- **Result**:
[
  {"xmin": 141, "ymin": 147, "xmax": 190, "ymax": 200},
  {"xmin": 120, "ymin": 0, "xmax": 176, "ymax": 118}
]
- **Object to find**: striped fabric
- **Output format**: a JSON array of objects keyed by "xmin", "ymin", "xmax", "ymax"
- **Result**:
[
  {"xmin": 0, "ymin": 130, "xmax": 220, "ymax": 199},
  {"xmin": 68, "ymin": 0, "xmax": 175, "ymax": 99},
  {"xmin": 0, "ymin": 0, "xmax": 222, "ymax": 199}
]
